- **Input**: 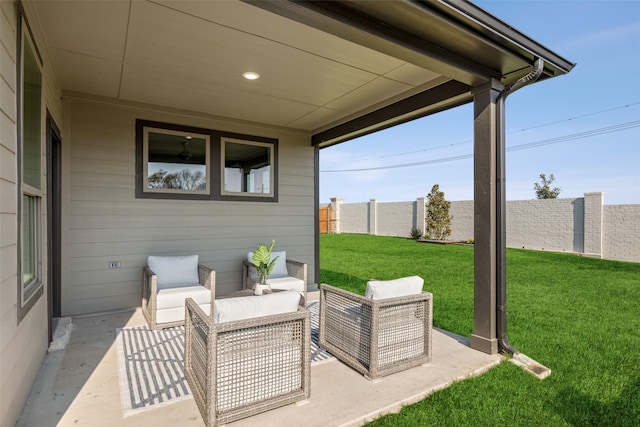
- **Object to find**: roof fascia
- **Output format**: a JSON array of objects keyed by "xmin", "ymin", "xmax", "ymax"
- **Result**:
[
  {"xmin": 433, "ymin": 0, "xmax": 575, "ymax": 76},
  {"xmin": 243, "ymin": 0, "xmax": 499, "ymax": 86},
  {"xmin": 312, "ymin": 80, "xmax": 471, "ymax": 148}
]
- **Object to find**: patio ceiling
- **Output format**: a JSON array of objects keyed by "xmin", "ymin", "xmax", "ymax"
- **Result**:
[{"xmin": 31, "ymin": 0, "xmax": 574, "ymax": 147}]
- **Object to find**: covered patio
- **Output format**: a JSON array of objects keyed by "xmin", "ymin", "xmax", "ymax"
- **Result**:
[
  {"xmin": 1, "ymin": 1, "xmax": 574, "ymax": 425},
  {"xmin": 17, "ymin": 290, "xmax": 502, "ymax": 427}
]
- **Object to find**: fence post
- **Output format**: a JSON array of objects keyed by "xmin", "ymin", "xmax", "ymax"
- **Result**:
[
  {"xmin": 330, "ymin": 197, "xmax": 343, "ymax": 234},
  {"xmin": 583, "ymin": 192, "xmax": 604, "ymax": 258},
  {"xmin": 369, "ymin": 199, "xmax": 377, "ymax": 235},
  {"xmin": 416, "ymin": 196, "xmax": 427, "ymax": 235}
]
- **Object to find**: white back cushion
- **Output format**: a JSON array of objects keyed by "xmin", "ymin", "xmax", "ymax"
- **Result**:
[
  {"xmin": 365, "ymin": 276, "xmax": 424, "ymax": 300},
  {"xmin": 213, "ymin": 291, "xmax": 300, "ymax": 323},
  {"xmin": 247, "ymin": 250, "xmax": 289, "ymax": 278},
  {"xmin": 147, "ymin": 255, "xmax": 199, "ymax": 286}
]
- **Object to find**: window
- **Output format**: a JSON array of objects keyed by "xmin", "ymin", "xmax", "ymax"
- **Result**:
[
  {"xmin": 136, "ymin": 120, "xmax": 278, "ymax": 202},
  {"xmin": 18, "ymin": 17, "xmax": 43, "ymax": 318},
  {"xmin": 222, "ymin": 138, "xmax": 274, "ymax": 197},
  {"xmin": 143, "ymin": 127, "xmax": 210, "ymax": 195}
]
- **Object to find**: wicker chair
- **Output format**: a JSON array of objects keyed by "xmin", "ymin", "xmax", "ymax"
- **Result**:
[
  {"xmin": 242, "ymin": 255, "xmax": 307, "ymax": 303},
  {"xmin": 319, "ymin": 281, "xmax": 432, "ymax": 380},
  {"xmin": 184, "ymin": 294, "xmax": 311, "ymax": 426},
  {"xmin": 142, "ymin": 255, "xmax": 215, "ymax": 330}
]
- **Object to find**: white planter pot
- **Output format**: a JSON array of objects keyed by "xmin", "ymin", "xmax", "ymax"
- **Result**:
[{"xmin": 254, "ymin": 283, "xmax": 271, "ymax": 296}]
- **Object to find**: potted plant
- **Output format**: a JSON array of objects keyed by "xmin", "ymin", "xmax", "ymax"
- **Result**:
[{"xmin": 251, "ymin": 240, "xmax": 279, "ymax": 295}]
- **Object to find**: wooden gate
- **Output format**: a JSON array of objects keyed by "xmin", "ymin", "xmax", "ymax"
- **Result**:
[{"xmin": 319, "ymin": 207, "xmax": 331, "ymax": 234}]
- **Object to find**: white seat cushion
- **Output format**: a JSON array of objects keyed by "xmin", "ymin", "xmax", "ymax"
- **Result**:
[
  {"xmin": 156, "ymin": 283, "xmax": 211, "ymax": 310},
  {"xmin": 157, "ymin": 304, "xmax": 211, "ymax": 324},
  {"xmin": 365, "ymin": 276, "xmax": 424, "ymax": 300},
  {"xmin": 265, "ymin": 276, "xmax": 305, "ymax": 293},
  {"xmin": 213, "ymin": 290, "xmax": 300, "ymax": 323}
]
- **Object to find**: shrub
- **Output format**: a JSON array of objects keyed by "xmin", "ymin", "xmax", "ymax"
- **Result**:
[
  {"xmin": 425, "ymin": 184, "xmax": 452, "ymax": 240},
  {"xmin": 409, "ymin": 227, "xmax": 423, "ymax": 240}
]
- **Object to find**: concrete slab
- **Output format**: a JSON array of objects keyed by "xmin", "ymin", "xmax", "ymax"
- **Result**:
[{"xmin": 17, "ymin": 293, "xmax": 502, "ymax": 427}]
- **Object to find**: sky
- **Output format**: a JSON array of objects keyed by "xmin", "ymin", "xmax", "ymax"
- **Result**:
[{"xmin": 319, "ymin": 1, "xmax": 640, "ymax": 205}]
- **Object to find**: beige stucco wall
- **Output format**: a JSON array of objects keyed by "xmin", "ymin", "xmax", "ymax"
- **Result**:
[
  {"xmin": 62, "ymin": 94, "xmax": 316, "ymax": 316},
  {"xmin": 604, "ymin": 204, "xmax": 640, "ymax": 263},
  {"xmin": 333, "ymin": 195, "xmax": 639, "ymax": 263},
  {"xmin": 1, "ymin": 1, "xmax": 62, "ymax": 425}
]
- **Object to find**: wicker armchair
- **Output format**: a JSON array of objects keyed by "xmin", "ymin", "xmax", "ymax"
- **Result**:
[
  {"xmin": 319, "ymin": 282, "xmax": 432, "ymax": 380},
  {"xmin": 242, "ymin": 257, "xmax": 307, "ymax": 303},
  {"xmin": 142, "ymin": 255, "xmax": 215, "ymax": 330},
  {"xmin": 184, "ymin": 295, "xmax": 311, "ymax": 426}
]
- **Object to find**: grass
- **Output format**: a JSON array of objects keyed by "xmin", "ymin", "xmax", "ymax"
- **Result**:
[{"xmin": 319, "ymin": 234, "xmax": 640, "ymax": 426}]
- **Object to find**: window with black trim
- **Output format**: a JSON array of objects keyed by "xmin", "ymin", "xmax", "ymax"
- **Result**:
[
  {"xmin": 222, "ymin": 137, "xmax": 274, "ymax": 197},
  {"xmin": 136, "ymin": 120, "xmax": 278, "ymax": 202},
  {"xmin": 143, "ymin": 127, "xmax": 210, "ymax": 195},
  {"xmin": 18, "ymin": 16, "xmax": 44, "ymax": 320}
]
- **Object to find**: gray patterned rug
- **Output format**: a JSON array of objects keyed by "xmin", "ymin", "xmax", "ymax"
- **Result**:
[{"xmin": 116, "ymin": 301, "xmax": 334, "ymax": 417}]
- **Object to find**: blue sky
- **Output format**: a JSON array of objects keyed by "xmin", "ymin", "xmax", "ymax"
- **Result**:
[{"xmin": 319, "ymin": 1, "xmax": 640, "ymax": 205}]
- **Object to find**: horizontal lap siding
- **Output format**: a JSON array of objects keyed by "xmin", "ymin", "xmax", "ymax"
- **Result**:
[
  {"xmin": 1, "ymin": 2, "xmax": 63, "ymax": 425},
  {"xmin": 65, "ymin": 97, "xmax": 315, "ymax": 315},
  {"xmin": 0, "ymin": 3, "xmax": 20, "ymax": 423}
]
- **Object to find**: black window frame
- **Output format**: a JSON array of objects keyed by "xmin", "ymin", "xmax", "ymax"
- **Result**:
[{"xmin": 135, "ymin": 119, "xmax": 278, "ymax": 202}]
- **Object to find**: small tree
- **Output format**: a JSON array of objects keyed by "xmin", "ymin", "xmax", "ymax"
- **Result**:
[
  {"xmin": 425, "ymin": 184, "xmax": 452, "ymax": 240},
  {"xmin": 534, "ymin": 173, "xmax": 561, "ymax": 199}
]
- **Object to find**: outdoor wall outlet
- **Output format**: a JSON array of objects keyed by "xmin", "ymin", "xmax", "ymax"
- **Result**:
[{"xmin": 109, "ymin": 261, "xmax": 122, "ymax": 269}]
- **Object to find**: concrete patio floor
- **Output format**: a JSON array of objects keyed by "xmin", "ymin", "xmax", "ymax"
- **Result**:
[{"xmin": 17, "ymin": 291, "xmax": 503, "ymax": 427}]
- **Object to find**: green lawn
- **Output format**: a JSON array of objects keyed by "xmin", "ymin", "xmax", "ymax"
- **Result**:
[{"xmin": 319, "ymin": 234, "xmax": 640, "ymax": 426}]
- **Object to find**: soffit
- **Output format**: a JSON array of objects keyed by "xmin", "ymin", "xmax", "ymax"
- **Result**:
[
  {"xmin": 31, "ymin": 0, "xmax": 573, "ymax": 141},
  {"xmin": 32, "ymin": 0, "xmax": 449, "ymax": 132}
]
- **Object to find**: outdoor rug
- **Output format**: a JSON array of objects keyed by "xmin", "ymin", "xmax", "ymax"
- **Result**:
[{"xmin": 116, "ymin": 301, "xmax": 334, "ymax": 417}]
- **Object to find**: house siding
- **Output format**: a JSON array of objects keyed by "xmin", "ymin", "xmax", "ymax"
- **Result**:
[
  {"xmin": 63, "ymin": 94, "xmax": 315, "ymax": 315},
  {"xmin": 1, "ymin": 1, "xmax": 63, "ymax": 425}
]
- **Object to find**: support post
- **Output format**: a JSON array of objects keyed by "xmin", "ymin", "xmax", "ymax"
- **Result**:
[{"xmin": 470, "ymin": 79, "xmax": 503, "ymax": 354}]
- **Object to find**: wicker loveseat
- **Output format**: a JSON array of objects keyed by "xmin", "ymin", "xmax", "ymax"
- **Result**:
[
  {"xmin": 319, "ymin": 277, "xmax": 432, "ymax": 380},
  {"xmin": 184, "ymin": 291, "xmax": 311, "ymax": 426}
]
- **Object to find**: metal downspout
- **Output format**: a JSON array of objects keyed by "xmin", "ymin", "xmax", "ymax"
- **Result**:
[{"xmin": 496, "ymin": 58, "xmax": 545, "ymax": 355}]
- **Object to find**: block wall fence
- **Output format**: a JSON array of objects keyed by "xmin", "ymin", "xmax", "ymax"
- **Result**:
[{"xmin": 325, "ymin": 193, "xmax": 639, "ymax": 263}]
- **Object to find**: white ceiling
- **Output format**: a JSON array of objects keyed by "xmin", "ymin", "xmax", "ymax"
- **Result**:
[{"xmin": 33, "ymin": 0, "xmax": 446, "ymax": 133}]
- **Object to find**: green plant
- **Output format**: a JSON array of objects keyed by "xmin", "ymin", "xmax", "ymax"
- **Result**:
[
  {"xmin": 319, "ymin": 234, "xmax": 640, "ymax": 426},
  {"xmin": 251, "ymin": 240, "xmax": 279, "ymax": 284},
  {"xmin": 409, "ymin": 227, "xmax": 423, "ymax": 240},
  {"xmin": 534, "ymin": 173, "xmax": 561, "ymax": 199},
  {"xmin": 425, "ymin": 184, "xmax": 452, "ymax": 240}
]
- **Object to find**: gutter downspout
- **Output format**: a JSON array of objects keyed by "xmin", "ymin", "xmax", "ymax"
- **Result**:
[{"xmin": 495, "ymin": 58, "xmax": 544, "ymax": 355}]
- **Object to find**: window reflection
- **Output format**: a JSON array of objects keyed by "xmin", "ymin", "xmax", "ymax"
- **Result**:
[
  {"xmin": 145, "ymin": 130, "xmax": 208, "ymax": 193},
  {"xmin": 223, "ymin": 140, "xmax": 272, "ymax": 195}
]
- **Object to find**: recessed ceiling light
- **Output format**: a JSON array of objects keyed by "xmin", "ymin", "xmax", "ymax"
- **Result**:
[{"xmin": 243, "ymin": 71, "xmax": 260, "ymax": 80}]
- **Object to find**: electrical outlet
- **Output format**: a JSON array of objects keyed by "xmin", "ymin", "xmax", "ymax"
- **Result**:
[{"xmin": 109, "ymin": 261, "xmax": 121, "ymax": 269}]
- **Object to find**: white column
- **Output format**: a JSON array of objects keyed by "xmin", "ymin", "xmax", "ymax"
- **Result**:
[
  {"xmin": 584, "ymin": 192, "xmax": 604, "ymax": 258},
  {"xmin": 369, "ymin": 199, "xmax": 377, "ymax": 235},
  {"xmin": 329, "ymin": 197, "xmax": 343, "ymax": 234}
]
